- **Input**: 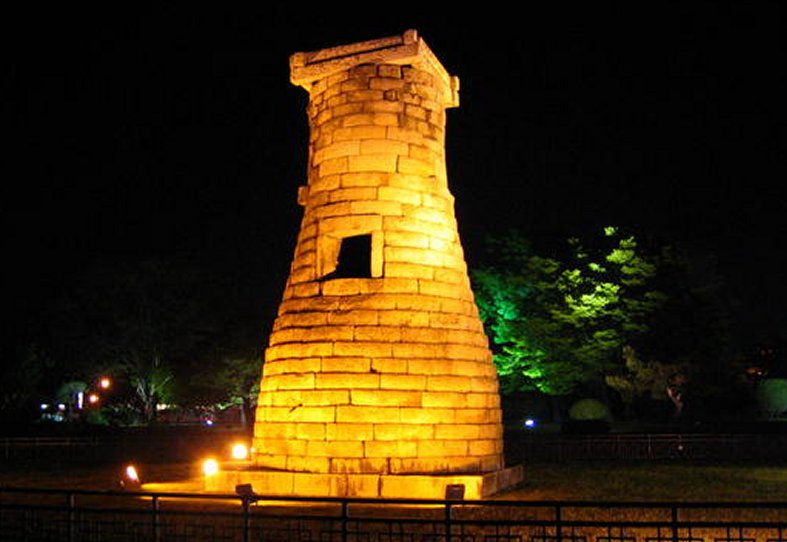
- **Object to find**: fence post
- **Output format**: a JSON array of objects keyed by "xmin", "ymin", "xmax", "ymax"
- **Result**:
[
  {"xmin": 152, "ymin": 495, "xmax": 160, "ymax": 542},
  {"xmin": 242, "ymin": 497, "xmax": 250, "ymax": 542},
  {"xmin": 66, "ymin": 492, "xmax": 75, "ymax": 542},
  {"xmin": 671, "ymin": 505, "xmax": 678, "ymax": 542},
  {"xmin": 342, "ymin": 500, "xmax": 348, "ymax": 542},
  {"xmin": 445, "ymin": 502, "xmax": 453, "ymax": 542},
  {"xmin": 555, "ymin": 503, "xmax": 562, "ymax": 542}
]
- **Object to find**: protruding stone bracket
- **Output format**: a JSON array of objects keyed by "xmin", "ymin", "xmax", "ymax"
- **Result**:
[{"xmin": 290, "ymin": 29, "xmax": 459, "ymax": 107}]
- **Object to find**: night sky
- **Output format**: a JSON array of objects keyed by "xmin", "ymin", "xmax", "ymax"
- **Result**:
[{"xmin": 6, "ymin": 4, "xmax": 784, "ymax": 350}]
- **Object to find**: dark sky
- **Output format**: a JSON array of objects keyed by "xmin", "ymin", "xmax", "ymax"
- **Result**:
[{"xmin": 5, "ymin": 4, "xmax": 784, "ymax": 347}]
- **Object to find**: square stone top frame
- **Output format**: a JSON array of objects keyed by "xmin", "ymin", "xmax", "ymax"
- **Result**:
[{"xmin": 289, "ymin": 29, "xmax": 460, "ymax": 108}]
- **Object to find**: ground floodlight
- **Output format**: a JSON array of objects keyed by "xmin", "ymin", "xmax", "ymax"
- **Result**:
[
  {"xmin": 119, "ymin": 464, "xmax": 141, "ymax": 490},
  {"xmin": 203, "ymin": 458, "xmax": 219, "ymax": 477},
  {"xmin": 231, "ymin": 443, "xmax": 249, "ymax": 460}
]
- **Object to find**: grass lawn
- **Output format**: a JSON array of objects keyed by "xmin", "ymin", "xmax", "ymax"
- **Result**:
[
  {"xmin": 502, "ymin": 462, "xmax": 787, "ymax": 502},
  {"xmin": 3, "ymin": 460, "xmax": 787, "ymax": 502}
]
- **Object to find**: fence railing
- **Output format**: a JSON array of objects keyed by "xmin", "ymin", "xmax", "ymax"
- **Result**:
[
  {"xmin": 1, "ymin": 432, "xmax": 247, "ymax": 463},
  {"xmin": 511, "ymin": 433, "xmax": 787, "ymax": 462},
  {"xmin": 2, "ymin": 486, "xmax": 787, "ymax": 542}
]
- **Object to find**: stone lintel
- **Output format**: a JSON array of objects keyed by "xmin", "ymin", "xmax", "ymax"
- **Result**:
[{"xmin": 290, "ymin": 29, "xmax": 459, "ymax": 107}]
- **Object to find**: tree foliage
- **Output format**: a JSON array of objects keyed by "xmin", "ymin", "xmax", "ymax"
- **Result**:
[{"xmin": 472, "ymin": 227, "xmax": 666, "ymax": 396}]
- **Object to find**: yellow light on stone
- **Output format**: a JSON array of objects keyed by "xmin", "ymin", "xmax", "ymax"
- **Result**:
[
  {"xmin": 231, "ymin": 443, "xmax": 249, "ymax": 460},
  {"xmin": 202, "ymin": 458, "xmax": 219, "ymax": 477}
]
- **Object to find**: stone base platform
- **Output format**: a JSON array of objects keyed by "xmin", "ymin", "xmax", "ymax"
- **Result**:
[{"xmin": 207, "ymin": 462, "xmax": 523, "ymax": 500}]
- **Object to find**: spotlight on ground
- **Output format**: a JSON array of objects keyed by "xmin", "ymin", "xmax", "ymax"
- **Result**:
[
  {"xmin": 231, "ymin": 443, "xmax": 249, "ymax": 460},
  {"xmin": 119, "ymin": 464, "xmax": 141, "ymax": 490},
  {"xmin": 203, "ymin": 458, "xmax": 219, "ymax": 477},
  {"xmin": 524, "ymin": 418, "xmax": 536, "ymax": 429}
]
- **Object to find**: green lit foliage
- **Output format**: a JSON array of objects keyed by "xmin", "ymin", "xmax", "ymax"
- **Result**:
[
  {"xmin": 756, "ymin": 378, "xmax": 787, "ymax": 420},
  {"xmin": 472, "ymin": 228, "xmax": 665, "ymax": 396}
]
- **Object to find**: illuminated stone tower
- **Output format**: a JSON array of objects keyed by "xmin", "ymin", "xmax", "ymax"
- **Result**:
[{"xmin": 228, "ymin": 30, "xmax": 520, "ymax": 499}]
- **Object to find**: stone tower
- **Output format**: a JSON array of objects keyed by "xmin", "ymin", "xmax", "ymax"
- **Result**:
[{"xmin": 225, "ymin": 30, "xmax": 520, "ymax": 499}]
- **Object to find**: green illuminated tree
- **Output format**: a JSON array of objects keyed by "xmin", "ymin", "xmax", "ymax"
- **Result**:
[{"xmin": 472, "ymin": 227, "xmax": 666, "ymax": 397}]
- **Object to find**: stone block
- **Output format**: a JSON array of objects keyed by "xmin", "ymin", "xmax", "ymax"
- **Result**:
[
  {"xmin": 348, "ymin": 153, "xmax": 399, "ymax": 173},
  {"xmin": 327, "ymin": 309, "xmax": 379, "ymax": 325},
  {"xmin": 391, "ymin": 343, "xmax": 442, "ymax": 359},
  {"xmin": 320, "ymin": 214, "xmax": 383, "ymax": 233},
  {"xmin": 377, "ymin": 309, "xmax": 430, "ymax": 327},
  {"xmin": 353, "ymin": 325, "xmax": 402, "ymax": 342},
  {"xmin": 421, "ymin": 391, "xmax": 468, "ymax": 408},
  {"xmin": 468, "ymin": 439, "xmax": 498, "ymax": 456},
  {"xmin": 350, "ymin": 199, "xmax": 402, "ymax": 215},
  {"xmin": 318, "ymin": 156, "xmax": 349, "ymax": 176},
  {"xmin": 358, "ymin": 278, "xmax": 419, "ymax": 295},
  {"xmin": 426, "ymin": 375, "xmax": 474, "ymax": 392},
  {"xmin": 333, "ymin": 125, "xmax": 388, "ymax": 141},
  {"xmin": 295, "ymin": 423, "xmax": 327, "ymax": 440},
  {"xmin": 397, "ymin": 155, "xmax": 434, "ymax": 176},
  {"xmin": 292, "ymin": 472, "xmax": 345, "ymax": 497},
  {"xmin": 359, "ymin": 138, "xmax": 409, "ymax": 156},
  {"xmin": 337, "ymin": 405, "xmax": 400, "ymax": 423},
  {"xmin": 330, "ymin": 458, "xmax": 389, "ymax": 474},
  {"xmin": 307, "ymin": 440, "xmax": 364, "ymax": 458},
  {"xmin": 321, "ymin": 279, "xmax": 363, "ymax": 296},
  {"xmin": 383, "ymin": 262, "xmax": 434, "ymax": 280},
  {"xmin": 398, "ymin": 407, "xmax": 455, "ymax": 424},
  {"xmin": 339, "ymin": 293, "xmax": 399, "ymax": 310},
  {"xmin": 321, "ymin": 357, "xmax": 371, "ymax": 373},
  {"xmin": 434, "ymin": 424, "xmax": 480, "ymax": 440},
  {"xmin": 333, "ymin": 341, "xmax": 392, "ymax": 358},
  {"xmin": 351, "ymin": 389, "xmax": 421, "ymax": 407},
  {"xmin": 331, "ymin": 102, "xmax": 365, "ymax": 117},
  {"xmin": 325, "ymin": 423, "xmax": 374, "ymax": 441},
  {"xmin": 373, "ymin": 423, "xmax": 433, "ymax": 440},
  {"xmin": 417, "ymin": 439, "xmax": 468, "ymax": 458},
  {"xmin": 342, "ymin": 112, "xmax": 399, "ymax": 127},
  {"xmin": 316, "ymin": 372, "xmax": 380, "ymax": 389},
  {"xmin": 385, "ymin": 246, "xmax": 447, "ymax": 267},
  {"xmin": 370, "ymin": 357, "xmax": 408, "ymax": 373},
  {"xmin": 299, "ymin": 390, "xmax": 351, "ymax": 406},
  {"xmin": 345, "ymin": 89, "xmax": 385, "ymax": 102},
  {"xmin": 389, "ymin": 457, "xmax": 480, "ymax": 474},
  {"xmin": 454, "ymin": 408, "xmax": 495, "ymax": 424},
  {"xmin": 329, "ymin": 187, "xmax": 378, "ymax": 203},
  {"xmin": 379, "ymin": 374, "xmax": 426, "ymax": 390},
  {"xmin": 256, "ymin": 437, "xmax": 307, "ymax": 456},
  {"xmin": 340, "ymin": 171, "xmax": 389, "ymax": 187},
  {"xmin": 401, "ymin": 327, "xmax": 449, "ymax": 343},
  {"xmin": 406, "ymin": 358, "xmax": 453, "ymax": 375},
  {"xmin": 261, "ymin": 373, "xmax": 315, "ymax": 391},
  {"xmin": 312, "ymin": 201, "xmax": 352, "ymax": 218},
  {"xmin": 364, "ymin": 440, "xmax": 417, "ymax": 458},
  {"xmin": 312, "ymin": 140, "xmax": 360, "ymax": 164},
  {"xmin": 286, "ymin": 455, "xmax": 330, "ymax": 472}
]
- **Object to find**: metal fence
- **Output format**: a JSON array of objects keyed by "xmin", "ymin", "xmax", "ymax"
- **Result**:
[
  {"xmin": 511, "ymin": 433, "xmax": 787, "ymax": 463},
  {"xmin": 2, "ymin": 487, "xmax": 787, "ymax": 542}
]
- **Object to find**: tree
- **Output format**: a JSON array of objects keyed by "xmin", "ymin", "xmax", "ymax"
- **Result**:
[
  {"xmin": 46, "ymin": 259, "xmax": 214, "ymax": 424},
  {"xmin": 472, "ymin": 227, "xmax": 666, "ymax": 397}
]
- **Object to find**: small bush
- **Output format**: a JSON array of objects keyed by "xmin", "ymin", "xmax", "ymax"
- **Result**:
[{"xmin": 568, "ymin": 398, "xmax": 610, "ymax": 421}]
